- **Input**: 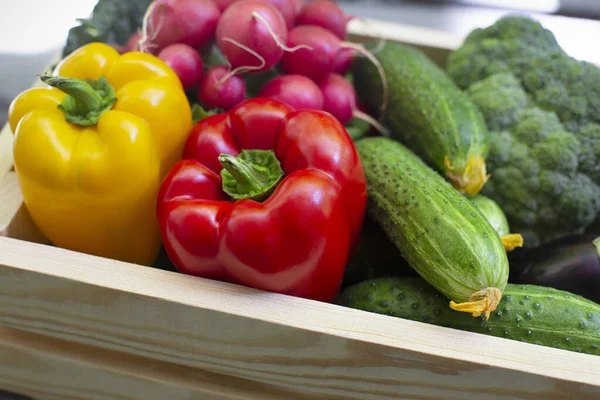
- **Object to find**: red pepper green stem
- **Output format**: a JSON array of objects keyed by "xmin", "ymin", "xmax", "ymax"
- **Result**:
[
  {"xmin": 219, "ymin": 149, "xmax": 284, "ymax": 202},
  {"xmin": 39, "ymin": 74, "xmax": 117, "ymax": 126}
]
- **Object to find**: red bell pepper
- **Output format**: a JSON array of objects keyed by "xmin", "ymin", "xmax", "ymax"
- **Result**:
[{"xmin": 157, "ymin": 98, "xmax": 367, "ymax": 302}]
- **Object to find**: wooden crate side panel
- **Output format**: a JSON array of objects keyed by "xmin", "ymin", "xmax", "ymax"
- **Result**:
[
  {"xmin": 0, "ymin": 173, "xmax": 22, "ymax": 232},
  {"xmin": 346, "ymin": 18, "xmax": 460, "ymax": 67},
  {"xmin": 0, "ymin": 172, "xmax": 47, "ymax": 244},
  {"xmin": 0, "ymin": 123, "xmax": 14, "ymax": 180},
  {"xmin": 1, "ymin": 237, "xmax": 600, "ymax": 400},
  {"xmin": 0, "ymin": 327, "xmax": 308, "ymax": 400}
]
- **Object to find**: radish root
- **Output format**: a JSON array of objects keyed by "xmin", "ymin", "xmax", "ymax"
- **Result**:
[
  {"xmin": 353, "ymin": 109, "xmax": 389, "ymax": 137},
  {"xmin": 340, "ymin": 42, "xmax": 388, "ymax": 119},
  {"xmin": 356, "ymin": 17, "xmax": 387, "ymax": 55},
  {"xmin": 217, "ymin": 38, "xmax": 266, "ymax": 87},
  {"xmin": 369, "ymin": 35, "xmax": 386, "ymax": 55},
  {"xmin": 251, "ymin": 12, "xmax": 313, "ymax": 52},
  {"xmin": 217, "ymin": 11, "xmax": 313, "ymax": 86},
  {"xmin": 139, "ymin": 0, "xmax": 166, "ymax": 53}
]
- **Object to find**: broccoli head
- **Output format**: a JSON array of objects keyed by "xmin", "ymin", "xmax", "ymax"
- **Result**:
[
  {"xmin": 448, "ymin": 15, "xmax": 600, "ymax": 132},
  {"xmin": 467, "ymin": 74, "xmax": 600, "ymax": 247}
]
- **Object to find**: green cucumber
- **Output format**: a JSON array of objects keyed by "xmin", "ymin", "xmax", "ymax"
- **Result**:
[
  {"xmin": 352, "ymin": 42, "xmax": 490, "ymax": 195},
  {"xmin": 471, "ymin": 195, "xmax": 524, "ymax": 251},
  {"xmin": 355, "ymin": 137, "xmax": 509, "ymax": 318},
  {"xmin": 338, "ymin": 277, "xmax": 600, "ymax": 356}
]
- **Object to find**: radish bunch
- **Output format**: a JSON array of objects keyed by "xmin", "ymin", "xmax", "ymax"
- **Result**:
[{"xmin": 118, "ymin": 0, "xmax": 387, "ymax": 132}]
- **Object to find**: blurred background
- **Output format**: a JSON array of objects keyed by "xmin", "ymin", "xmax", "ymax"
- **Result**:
[{"xmin": 0, "ymin": 0, "xmax": 598, "ymax": 125}]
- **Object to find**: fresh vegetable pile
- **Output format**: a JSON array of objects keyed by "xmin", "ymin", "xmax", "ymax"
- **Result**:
[{"xmin": 7, "ymin": 0, "xmax": 600, "ymax": 357}]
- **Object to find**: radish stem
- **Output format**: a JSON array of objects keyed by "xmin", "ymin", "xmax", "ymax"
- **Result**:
[
  {"xmin": 217, "ymin": 38, "xmax": 266, "ymax": 86},
  {"xmin": 251, "ymin": 12, "xmax": 313, "ymax": 52},
  {"xmin": 341, "ymin": 42, "xmax": 388, "ymax": 119},
  {"xmin": 353, "ymin": 109, "xmax": 389, "ymax": 137}
]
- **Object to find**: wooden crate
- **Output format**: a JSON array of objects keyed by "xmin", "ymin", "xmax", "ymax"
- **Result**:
[{"xmin": 1, "ymin": 18, "xmax": 600, "ymax": 400}]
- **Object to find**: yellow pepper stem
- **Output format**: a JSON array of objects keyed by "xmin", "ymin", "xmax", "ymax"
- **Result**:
[
  {"xmin": 444, "ymin": 155, "xmax": 491, "ymax": 196},
  {"xmin": 502, "ymin": 233, "xmax": 524, "ymax": 251},
  {"xmin": 39, "ymin": 74, "xmax": 116, "ymax": 126},
  {"xmin": 449, "ymin": 287, "xmax": 502, "ymax": 320}
]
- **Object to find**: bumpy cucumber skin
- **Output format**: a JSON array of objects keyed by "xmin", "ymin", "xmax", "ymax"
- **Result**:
[
  {"xmin": 471, "ymin": 195, "xmax": 510, "ymax": 237},
  {"xmin": 338, "ymin": 277, "xmax": 600, "ymax": 356},
  {"xmin": 351, "ymin": 42, "xmax": 489, "ymax": 177},
  {"xmin": 355, "ymin": 137, "xmax": 508, "ymax": 303}
]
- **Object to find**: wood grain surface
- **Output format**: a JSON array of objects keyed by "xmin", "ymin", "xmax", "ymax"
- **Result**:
[
  {"xmin": 0, "ymin": 236, "xmax": 599, "ymax": 400},
  {"xmin": 0, "ymin": 173, "xmax": 22, "ymax": 232},
  {"xmin": 0, "ymin": 123, "xmax": 13, "ymax": 180},
  {"xmin": 0, "ymin": 327, "xmax": 309, "ymax": 400},
  {"xmin": 0, "ymin": 172, "xmax": 46, "ymax": 244},
  {"xmin": 347, "ymin": 18, "xmax": 460, "ymax": 66}
]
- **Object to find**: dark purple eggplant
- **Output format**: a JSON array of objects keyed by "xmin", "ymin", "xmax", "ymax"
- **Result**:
[{"xmin": 508, "ymin": 234, "xmax": 600, "ymax": 304}]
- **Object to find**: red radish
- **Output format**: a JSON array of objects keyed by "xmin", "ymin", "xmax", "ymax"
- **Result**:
[
  {"xmin": 292, "ymin": 0, "xmax": 304, "ymax": 15},
  {"xmin": 295, "ymin": 0, "xmax": 348, "ymax": 39},
  {"xmin": 158, "ymin": 43, "xmax": 205, "ymax": 90},
  {"xmin": 124, "ymin": 31, "xmax": 143, "ymax": 52},
  {"xmin": 138, "ymin": 0, "xmax": 221, "ymax": 54},
  {"xmin": 215, "ymin": 0, "xmax": 310, "ymax": 79},
  {"xmin": 331, "ymin": 47, "xmax": 356, "ymax": 74},
  {"xmin": 213, "ymin": 0, "xmax": 238, "ymax": 11},
  {"xmin": 213, "ymin": 0, "xmax": 294, "ymax": 28},
  {"xmin": 264, "ymin": 0, "xmax": 296, "ymax": 29},
  {"xmin": 198, "ymin": 66, "xmax": 246, "ymax": 110},
  {"xmin": 318, "ymin": 73, "xmax": 387, "ymax": 135},
  {"xmin": 258, "ymin": 74, "xmax": 323, "ymax": 110},
  {"xmin": 279, "ymin": 25, "xmax": 337, "ymax": 82},
  {"xmin": 280, "ymin": 24, "xmax": 389, "ymax": 116},
  {"xmin": 111, "ymin": 43, "xmax": 126, "ymax": 54}
]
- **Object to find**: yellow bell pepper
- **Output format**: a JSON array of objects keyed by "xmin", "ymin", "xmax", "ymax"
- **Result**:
[{"xmin": 8, "ymin": 42, "xmax": 193, "ymax": 265}]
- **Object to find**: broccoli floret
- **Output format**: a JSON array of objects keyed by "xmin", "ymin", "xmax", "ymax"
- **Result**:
[
  {"xmin": 576, "ymin": 123, "xmax": 600, "ymax": 182},
  {"xmin": 512, "ymin": 107, "xmax": 564, "ymax": 145},
  {"xmin": 466, "ymin": 73, "xmax": 528, "ymax": 131},
  {"xmin": 462, "ymin": 14, "xmax": 560, "ymax": 49},
  {"xmin": 448, "ymin": 15, "xmax": 600, "ymax": 132},
  {"xmin": 447, "ymin": 38, "xmax": 547, "ymax": 90},
  {"xmin": 522, "ymin": 55, "xmax": 600, "ymax": 132},
  {"xmin": 531, "ymin": 132, "xmax": 581, "ymax": 174}
]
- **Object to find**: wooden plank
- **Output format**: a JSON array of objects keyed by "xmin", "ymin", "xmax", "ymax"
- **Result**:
[
  {"xmin": 346, "ymin": 18, "xmax": 460, "ymax": 66},
  {"xmin": 0, "ymin": 327, "xmax": 308, "ymax": 400},
  {"xmin": 0, "ymin": 173, "xmax": 22, "ymax": 232},
  {"xmin": 0, "ymin": 236, "xmax": 599, "ymax": 400},
  {"xmin": 0, "ymin": 172, "xmax": 47, "ymax": 244},
  {"xmin": 0, "ymin": 123, "xmax": 14, "ymax": 180}
]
